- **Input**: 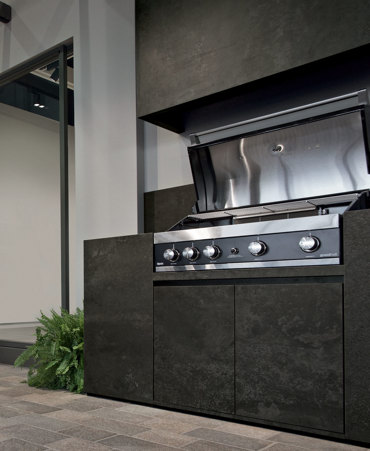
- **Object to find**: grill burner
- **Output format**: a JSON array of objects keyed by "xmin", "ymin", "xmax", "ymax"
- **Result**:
[{"xmin": 154, "ymin": 91, "xmax": 370, "ymax": 271}]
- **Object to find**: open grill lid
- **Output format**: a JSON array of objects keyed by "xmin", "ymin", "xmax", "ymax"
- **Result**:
[{"xmin": 188, "ymin": 90, "xmax": 370, "ymax": 214}]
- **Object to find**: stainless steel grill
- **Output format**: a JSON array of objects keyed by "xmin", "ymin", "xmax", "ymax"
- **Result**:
[{"xmin": 154, "ymin": 90, "xmax": 370, "ymax": 271}]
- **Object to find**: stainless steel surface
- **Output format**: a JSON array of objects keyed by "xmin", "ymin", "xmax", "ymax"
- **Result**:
[
  {"xmin": 155, "ymin": 258, "xmax": 340, "ymax": 271},
  {"xmin": 299, "ymin": 236, "xmax": 320, "ymax": 253},
  {"xmin": 154, "ymin": 214, "xmax": 339, "ymax": 244},
  {"xmin": 163, "ymin": 248, "xmax": 180, "ymax": 262},
  {"xmin": 187, "ymin": 193, "xmax": 359, "ymax": 221},
  {"xmin": 189, "ymin": 90, "xmax": 368, "ymax": 146},
  {"xmin": 189, "ymin": 111, "xmax": 370, "ymax": 212},
  {"xmin": 182, "ymin": 246, "xmax": 200, "ymax": 261},
  {"xmin": 248, "ymin": 240, "xmax": 267, "ymax": 256},
  {"xmin": 203, "ymin": 245, "xmax": 221, "ymax": 260}
]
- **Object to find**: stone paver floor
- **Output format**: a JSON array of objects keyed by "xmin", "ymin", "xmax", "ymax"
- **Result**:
[{"xmin": 0, "ymin": 364, "xmax": 368, "ymax": 451}]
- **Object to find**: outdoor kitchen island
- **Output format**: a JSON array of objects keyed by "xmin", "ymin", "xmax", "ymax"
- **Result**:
[{"xmin": 84, "ymin": 208, "xmax": 370, "ymax": 447}]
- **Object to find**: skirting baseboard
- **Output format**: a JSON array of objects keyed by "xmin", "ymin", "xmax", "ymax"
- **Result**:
[{"xmin": 0, "ymin": 340, "xmax": 32, "ymax": 366}]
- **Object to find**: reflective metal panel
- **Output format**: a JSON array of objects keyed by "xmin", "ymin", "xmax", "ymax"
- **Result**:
[
  {"xmin": 154, "ymin": 214, "xmax": 339, "ymax": 244},
  {"xmin": 189, "ymin": 111, "xmax": 370, "ymax": 212},
  {"xmin": 155, "ymin": 258, "xmax": 340, "ymax": 271}
]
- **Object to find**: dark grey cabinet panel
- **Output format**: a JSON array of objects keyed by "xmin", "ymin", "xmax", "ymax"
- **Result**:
[
  {"xmin": 84, "ymin": 234, "xmax": 153, "ymax": 402},
  {"xmin": 235, "ymin": 283, "xmax": 343, "ymax": 433},
  {"xmin": 154, "ymin": 285, "xmax": 234, "ymax": 413},
  {"xmin": 344, "ymin": 209, "xmax": 370, "ymax": 443},
  {"xmin": 137, "ymin": 0, "xmax": 370, "ymax": 117}
]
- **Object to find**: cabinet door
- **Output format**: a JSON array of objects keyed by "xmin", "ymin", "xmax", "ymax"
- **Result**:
[
  {"xmin": 84, "ymin": 234, "xmax": 153, "ymax": 402},
  {"xmin": 154, "ymin": 285, "xmax": 234, "ymax": 414},
  {"xmin": 235, "ymin": 283, "xmax": 343, "ymax": 433}
]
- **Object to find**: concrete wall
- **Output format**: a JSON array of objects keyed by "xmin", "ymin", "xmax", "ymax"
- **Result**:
[
  {"xmin": 0, "ymin": 0, "xmax": 137, "ymax": 311},
  {"xmin": 0, "ymin": 103, "xmax": 75, "ymax": 323}
]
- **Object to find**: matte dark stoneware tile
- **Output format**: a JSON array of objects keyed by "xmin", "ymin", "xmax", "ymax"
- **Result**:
[
  {"xmin": 0, "ymin": 424, "xmax": 67, "ymax": 445},
  {"xmin": 235, "ymin": 283, "xmax": 343, "ymax": 433},
  {"xmin": 84, "ymin": 234, "xmax": 153, "ymax": 403},
  {"xmin": 154, "ymin": 285, "xmax": 234, "ymax": 414},
  {"xmin": 185, "ymin": 428, "xmax": 271, "ymax": 450},
  {"xmin": 7, "ymin": 401, "xmax": 60, "ymax": 414},
  {"xmin": 58, "ymin": 425, "xmax": 116, "ymax": 441},
  {"xmin": 99, "ymin": 434, "xmax": 178, "ymax": 450},
  {"xmin": 0, "ymin": 438, "xmax": 47, "ymax": 450},
  {"xmin": 270, "ymin": 432, "xmax": 368, "ymax": 450}
]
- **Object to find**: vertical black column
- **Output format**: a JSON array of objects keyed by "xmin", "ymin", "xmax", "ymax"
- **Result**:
[{"xmin": 59, "ymin": 46, "xmax": 69, "ymax": 312}]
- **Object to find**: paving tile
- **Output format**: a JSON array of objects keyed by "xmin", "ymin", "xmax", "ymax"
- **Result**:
[
  {"xmin": 0, "ymin": 366, "xmax": 28, "ymax": 378},
  {"xmin": 47, "ymin": 437, "xmax": 113, "ymax": 450},
  {"xmin": 77, "ymin": 416, "xmax": 150, "ymax": 436},
  {"xmin": 184, "ymin": 440, "xmax": 251, "ymax": 451},
  {"xmin": 56, "ymin": 397, "xmax": 124, "ymax": 412},
  {"xmin": 0, "ymin": 433, "xmax": 10, "ymax": 442},
  {"xmin": 0, "ymin": 385, "xmax": 38, "ymax": 398},
  {"xmin": 261, "ymin": 444, "xmax": 312, "ymax": 451},
  {"xmin": 6, "ymin": 413, "xmax": 75, "ymax": 432},
  {"xmin": 0, "ymin": 424, "xmax": 67, "ymax": 446},
  {"xmin": 99, "ymin": 434, "xmax": 179, "ymax": 450},
  {"xmin": 269, "ymin": 432, "xmax": 368, "ymax": 450},
  {"xmin": 185, "ymin": 428, "xmax": 272, "ymax": 450},
  {"xmin": 58, "ymin": 425, "xmax": 116, "ymax": 441},
  {"xmin": 17, "ymin": 391, "xmax": 83, "ymax": 406},
  {"xmin": 160, "ymin": 411, "xmax": 225, "ymax": 428},
  {"xmin": 88, "ymin": 407, "xmax": 152, "ymax": 424},
  {"xmin": 8, "ymin": 401, "xmax": 61, "ymax": 414},
  {"xmin": 215, "ymin": 422, "xmax": 278, "ymax": 440},
  {"xmin": 140, "ymin": 417, "xmax": 200, "ymax": 433},
  {"xmin": 0, "ymin": 438, "xmax": 47, "ymax": 450},
  {"xmin": 117, "ymin": 403, "xmax": 169, "ymax": 418},
  {"xmin": 42, "ymin": 409, "xmax": 93, "ymax": 423},
  {"xmin": 0, "ymin": 407, "xmax": 26, "ymax": 419},
  {"xmin": 134, "ymin": 429, "xmax": 200, "ymax": 448}
]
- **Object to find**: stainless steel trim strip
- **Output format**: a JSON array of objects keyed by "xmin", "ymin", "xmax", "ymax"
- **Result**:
[
  {"xmin": 154, "ymin": 214, "xmax": 339, "ymax": 244},
  {"xmin": 155, "ymin": 258, "xmax": 340, "ymax": 272},
  {"xmin": 189, "ymin": 90, "xmax": 368, "ymax": 146}
]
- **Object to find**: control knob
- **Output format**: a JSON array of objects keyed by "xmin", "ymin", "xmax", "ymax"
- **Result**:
[
  {"xmin": 203, "ymin": 245, "xmax": 221, "ymax": 260},
  {"xmin": 248, "ymin": 240, "xmax": 267, "ymax": 256},
  {"xmin": 182, "ymin": 246, "xmax": 200, "ymax": 261},
  {"xmin": 163, "ymin": 248, "xmax": 180, "ymax": 262},
  {"xmin": 299, "ymin": 236, "xmax": 320, "ymax": 253}
]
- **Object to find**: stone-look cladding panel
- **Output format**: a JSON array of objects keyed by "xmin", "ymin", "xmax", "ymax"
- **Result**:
[
  {"xmin": 136, "ymin": 0, "xmax": 370, "ymax": 117},
  {"xmin": 344, "ymin": 209, "xmax": 370, "ymax": 443},
  {"xmin": 84, "ymin": 234, "xmax": 154, "ymax": 403}
]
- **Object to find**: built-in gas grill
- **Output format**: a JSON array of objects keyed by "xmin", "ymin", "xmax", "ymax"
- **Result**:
[{"xmin": 154, "ymin": 90, "xmax": 370, "ymax": 271}]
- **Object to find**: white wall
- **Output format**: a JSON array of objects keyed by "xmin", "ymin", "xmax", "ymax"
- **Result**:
[
  {"xmin": 143, "ymin": 122, "xmax": 192, "ymax": 192},
  {"xmin": 0, "ymin": 0, "xmax": 190, "ymax": 315},
  {"xmin": 0, "ymin": 0, "xmax": 137, "ymax": 311},
  {"xmin": 0, "ymin": 103, "xmax": 75, "ymax": 323}
]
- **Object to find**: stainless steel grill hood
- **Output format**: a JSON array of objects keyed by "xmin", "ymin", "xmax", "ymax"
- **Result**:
[{"xmin": 188, "ymin": 90, "xmax": 370, "ymax": 213}]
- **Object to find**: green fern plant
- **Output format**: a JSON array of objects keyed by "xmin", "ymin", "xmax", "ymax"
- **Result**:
[{"xmin": 14, "ymin": 308, "xmax": 84, "ymax": 393}]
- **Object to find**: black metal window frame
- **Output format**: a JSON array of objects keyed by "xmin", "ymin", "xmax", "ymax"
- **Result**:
[{"xmin": 0, "ymin": 38, "xmax": 73, "ymax": 312}]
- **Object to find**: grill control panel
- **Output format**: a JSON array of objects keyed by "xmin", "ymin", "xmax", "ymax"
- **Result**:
[{"xmin": 154, "ymin": 228, "xmax": 340, "ymax": 271}]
